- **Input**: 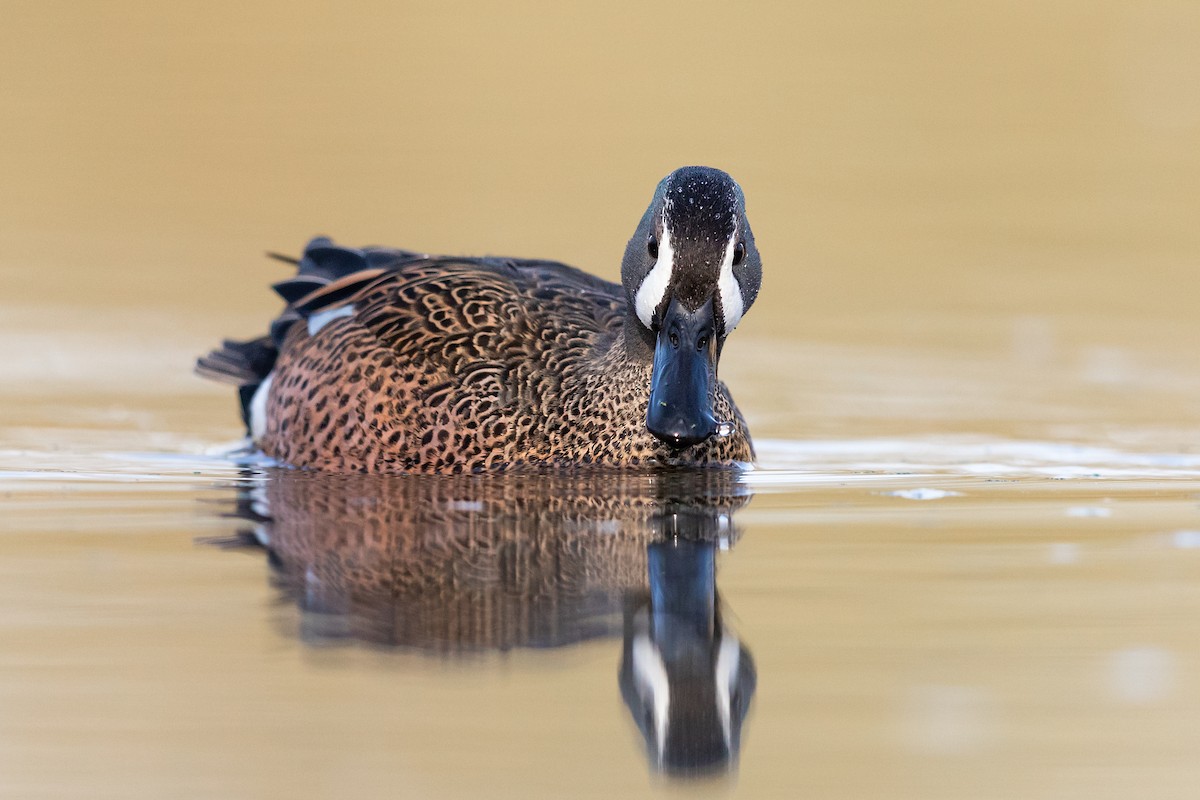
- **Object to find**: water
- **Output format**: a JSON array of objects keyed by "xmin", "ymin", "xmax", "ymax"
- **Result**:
[
  {"xmin": 5, "ymin": 1, "xmax": 1200, "ymax": 797},
  {"xmin": 4, "ymin": 319, "xmax": 1200, "ymax": 797}
]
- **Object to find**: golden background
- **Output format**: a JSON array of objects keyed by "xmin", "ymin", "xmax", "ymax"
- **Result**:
[{"xmin": 5, "ymin": 1, "xmax": 1197, "ymax": 335}]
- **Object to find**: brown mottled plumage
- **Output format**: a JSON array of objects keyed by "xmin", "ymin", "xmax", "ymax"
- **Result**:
[{"xmin": 198, "ymin": 167, "xmax": 763, "ymax": 473}]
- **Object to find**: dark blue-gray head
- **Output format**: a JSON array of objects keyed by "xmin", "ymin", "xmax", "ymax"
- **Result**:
[{"xmin": 621, "ymin": 167, "xmax": 762, "ymax": 449}]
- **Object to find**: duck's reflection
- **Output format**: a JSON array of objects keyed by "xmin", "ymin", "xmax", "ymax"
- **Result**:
[
  {"xmin": 622, "ymin": 537, "xmax": 756, "ymax": 775},
  {"xmin": 224, "ymin": 467, "xmax": 756, "ymax": 777}
]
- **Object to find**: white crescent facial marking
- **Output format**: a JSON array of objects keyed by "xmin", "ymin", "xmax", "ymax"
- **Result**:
[
  {"xmin": 634, "ymin": 206, "xmax": 675, "ymax": 329},
  {"xmin": 632, "ymin": 631, "xmax": 671, "ymax": 760},
  {"xmin": 717, "ymin": 229, "xmax": 744, "ymax": 333}
]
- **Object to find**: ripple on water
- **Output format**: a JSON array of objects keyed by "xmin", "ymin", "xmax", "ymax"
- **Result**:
[{"xmin": 754, "ymin": 436, "xmax": 1200, "ymax": 481}]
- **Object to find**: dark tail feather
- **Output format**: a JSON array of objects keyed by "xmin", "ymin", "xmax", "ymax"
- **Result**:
[
  {"xmin": 197, "ymin": 237, "xmax": 418, "ymax": 434},
  {"xmin": 195, "ymin": 336, "xmax": 277, "ymax": 385},
  {"xmin": 196, "ymin": 336, "xmax": 278, "ymax": 431},
  {"xmin": 266, "ymin": 251, "xmax": 301, "ymax": 266}
]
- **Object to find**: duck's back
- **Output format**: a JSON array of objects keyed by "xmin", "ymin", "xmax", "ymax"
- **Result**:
[{"xmin": 269, "ymin": 248, "xmax": 623, "ymax": 471}]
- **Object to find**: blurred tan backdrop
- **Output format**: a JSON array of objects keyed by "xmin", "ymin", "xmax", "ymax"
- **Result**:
[
  {"xmin": 2, "ymin": 0, "xmax": 1199, "ymax": 339},
  {"xmin": 3, "ymin": 11, "xmax": 1200, "ymax": 795}
]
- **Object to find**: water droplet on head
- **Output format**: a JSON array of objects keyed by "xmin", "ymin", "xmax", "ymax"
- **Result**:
[{"xmin": 715, "ymin": 421, "xmax": 735, "ymax": 438}]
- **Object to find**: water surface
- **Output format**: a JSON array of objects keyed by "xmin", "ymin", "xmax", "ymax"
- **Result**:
[{"xmin": 5, "ymin": 326, "xmax": 1200, "ymax": 797}]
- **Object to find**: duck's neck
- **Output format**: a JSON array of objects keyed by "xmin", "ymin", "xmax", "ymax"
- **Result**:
[{"xmin": 622, "ymin": 309, "xmax": 656, "ymax": 366}]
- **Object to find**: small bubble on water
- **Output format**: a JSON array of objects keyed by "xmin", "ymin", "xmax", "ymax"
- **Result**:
[{"xmin": 715, "ymin": 421, "xmax": 735, "ymax": 438}]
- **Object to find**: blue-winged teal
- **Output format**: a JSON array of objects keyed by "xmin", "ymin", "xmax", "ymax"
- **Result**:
[{"xmin": 197, "ymin": 166, "xmax": 762, "ymax": 473}]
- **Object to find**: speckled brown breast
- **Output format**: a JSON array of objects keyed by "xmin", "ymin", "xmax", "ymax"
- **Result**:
[{"xmin": 260, "ymin": 258, "xmax": 753, "ymax": 473}]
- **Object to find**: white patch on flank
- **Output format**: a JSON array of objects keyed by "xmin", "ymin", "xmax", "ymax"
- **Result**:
[
  {"xmin": 716, "ymin": 228, "xmax": 744, "ymax": 333},
  {"xmin": 634, "ymin": 208, "xmax": 676, "ymax": 328},
  {"xmin": 631, "ymin": 632, "xmax": 671, "ymax": 760},
  {"xmin": 714, "ymin": 632, "xmax": 741, "ymax": 749},
  {"xmin": 306, "ymin": 304, "xmax": 355, "ymax": 336},
  {"xmin": 248, "ymin": 373, "xmax": 274, "ymax": 442}
]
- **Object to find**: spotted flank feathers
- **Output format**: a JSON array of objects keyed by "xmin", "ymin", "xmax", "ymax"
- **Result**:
[{"xmin": 197, "ymin": 167, "xmax": 762, "ymax": 473}]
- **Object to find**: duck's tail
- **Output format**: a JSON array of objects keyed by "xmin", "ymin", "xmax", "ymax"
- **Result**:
[
  {"xmin": 195, "ymin": 237, "xmax": 425, "ymax": 434},
  {"xmin": 196, "ymin": 335, "xmax": 278, "ymax": 433}
]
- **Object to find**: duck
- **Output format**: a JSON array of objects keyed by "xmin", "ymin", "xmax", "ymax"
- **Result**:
[{"xmin": 197, "ymin": 166, "xmax": 762, "ymax": 473}]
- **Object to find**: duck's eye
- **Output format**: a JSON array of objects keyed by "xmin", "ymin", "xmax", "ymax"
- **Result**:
[
  {"xmin": 732, "ymin": 241, "xmax": 746, "ymax": 266},
  {"xmin": 647, "ymin": 235, "xmax": 659, "ymax": 259}
]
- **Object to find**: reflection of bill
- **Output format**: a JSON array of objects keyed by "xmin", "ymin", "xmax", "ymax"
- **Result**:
[
  {"xmin": 621, "ymin": 537, "xmax": 756, "ymax": 777},
  {"xmin": 218, "ymin": 467, "xmax": 756, "ymax": 776}
]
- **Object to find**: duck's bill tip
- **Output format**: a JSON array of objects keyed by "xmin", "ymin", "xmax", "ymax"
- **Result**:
[{"xmin": 646, "ymin": 299, "xmax": 719, "ymax": 449}]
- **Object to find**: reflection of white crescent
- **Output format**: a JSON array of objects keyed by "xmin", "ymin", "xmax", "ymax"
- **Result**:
[
  {"xmin": 631, "ymin": 630, "xmax": 671, "ymax": 760},
  {"xmin": 715, "ymin": 631, "xmax": 742, "ymax": 749}
]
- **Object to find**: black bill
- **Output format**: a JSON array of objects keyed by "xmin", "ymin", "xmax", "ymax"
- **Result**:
[{"xmin": 646, "ymin": 298, "xmax": 719, "ymax": 448}]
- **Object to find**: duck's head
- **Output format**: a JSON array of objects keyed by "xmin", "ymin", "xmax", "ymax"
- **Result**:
[{"xmin": 622, "ymin": 167, "xmax": 762, "ymax": 449}]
